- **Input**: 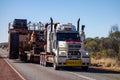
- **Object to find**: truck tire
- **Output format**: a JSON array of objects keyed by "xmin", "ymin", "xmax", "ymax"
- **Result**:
[
  {"xmin": 43, "ymin": 61, "xmax": 49, "ymax": 67},
  {"xmin": 53, "ymin": 63, "xmax": 59, "ymax": 70},
  {"xmin": 82, "ymin": 66, "xmax": 88, "ymax": 71},
  {"xmin": 20, "ymin": 53, "xmax": 27, "ymax": 62},
  {"xmin": 40, "ymin": 54, "xmax": 50, "ymax": 66},
  {"xmin": 30, "ymin": 54, "xmax": 34, "ymax": 62},
  {"xmin": 43, "ymin": 55, "xmax": 49, "ymax": 67},
  {"xmin": 40, "ymin": 54, "xmax": 43, "ymax": 65},
  {"xmin": 9, "ymin": 32, "xmax": 19, "ymax": 59},
  {"xmin": 40, "ymin": 54, "xmax": 45, "ymax": 66}
]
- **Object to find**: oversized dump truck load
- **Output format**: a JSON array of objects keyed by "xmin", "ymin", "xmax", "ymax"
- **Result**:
[{"xmin": 8, "ymin": 19, "xmax": 44, "ymax": 63}]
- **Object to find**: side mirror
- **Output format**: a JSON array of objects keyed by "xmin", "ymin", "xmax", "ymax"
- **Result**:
[{"xmin": 81, "ymin": 25, "xmax": 85, "ymax": 31}]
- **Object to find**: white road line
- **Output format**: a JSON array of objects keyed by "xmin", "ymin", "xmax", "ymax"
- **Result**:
[
  {"xmin": 0, "ymin": 49, "xmax": 26, "ymax": 80},
  {"xmin": 4, "ymin": 58, "xmax": 26, "ymax": 80},
  {"xmin": 69, "ymin": 72, "xmax": 96, "ymax": 80}
]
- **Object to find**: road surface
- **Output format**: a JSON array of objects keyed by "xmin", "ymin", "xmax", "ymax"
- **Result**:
[{"xmin": 0, "ymin": 48, "xmax": 120, "ymax": 80}]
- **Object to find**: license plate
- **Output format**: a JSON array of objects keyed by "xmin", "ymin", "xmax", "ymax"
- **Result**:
[
  {"xmin": 34, "ymin": 54, "xmax": 40, "ymax": 56},
  {"xmin": 71, "ymin": 56, "xmax": 78, "ymax": 59},
  {"xmin": 66, "ymin": 60, "xmax": 82, "ymax": 66}
]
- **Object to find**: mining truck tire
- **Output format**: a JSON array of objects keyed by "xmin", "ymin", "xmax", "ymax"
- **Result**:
[{"xmin": 9, "ymin": 32, "xmax": 19, "ymax": 59}]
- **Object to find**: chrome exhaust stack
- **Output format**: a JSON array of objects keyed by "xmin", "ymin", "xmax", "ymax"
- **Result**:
[{"xmin": 77, "ymin": 18, "xmax": 80, "ymax": 32}]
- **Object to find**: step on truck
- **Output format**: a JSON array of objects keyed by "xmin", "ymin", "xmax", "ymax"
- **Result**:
[{"xmin": 40, "ymin": 18, "xmax": 90, "ymax": 70}]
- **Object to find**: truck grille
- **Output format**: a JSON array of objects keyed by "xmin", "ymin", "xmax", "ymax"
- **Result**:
[
  {"xmin": 68, "ymin": 51, "xmax": 80, "ymax": 55},
  {"xmin": 68, "ymin": 51, "xmax": 81, "ymax": 59},
  {"xmin": 67, "ymin": 43, "xmax": 81, "ymax": 59},
  {"xmin": 68, "ymin": 44, "xmax": 81, "ymax": 50}
]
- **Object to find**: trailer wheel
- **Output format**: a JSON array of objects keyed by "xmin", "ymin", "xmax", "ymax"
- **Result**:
[
  {"xmin": 44, "ymin": 61, "xmax": 49, "ymax": 67},
  {"xmin": 53, "ymin": 63, "xmax": 59, "ymax": 70},
  {"xmin": 9, "ymin": 32, "xmax": 19, "ymax": 59},
  {"xmin": 43, "ymin": 55, "xmax": 49, "ymax": 67},
  {"xmin": 30, "ymin": 55, "xmax": 34, "ymax": 62},
  {"xmin": 20, "ymin": 53, "xmax": 27, "ymax": 62},
  {"xmin": 40, "ymin": 54, "xmax": 43, "ymax": 65},
  {"xmin": 40, "ymin": 54, "xmax": 44, "ymax": 66}
]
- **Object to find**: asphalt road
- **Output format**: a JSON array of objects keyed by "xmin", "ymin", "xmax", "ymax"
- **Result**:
[{"xmin": 0, "ymin": 48, "xmax": 120, "ymax": 80}]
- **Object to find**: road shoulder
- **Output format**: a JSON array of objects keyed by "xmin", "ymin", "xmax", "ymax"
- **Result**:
[{"xmin": 0, "ymin": 55, "xmax": 23, "ymax": 80}]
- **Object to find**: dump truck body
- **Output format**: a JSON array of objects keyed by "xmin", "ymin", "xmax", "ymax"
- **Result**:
[{"xmin": 8, "ymin": 19, "xmax": 44, "ymax": 63}]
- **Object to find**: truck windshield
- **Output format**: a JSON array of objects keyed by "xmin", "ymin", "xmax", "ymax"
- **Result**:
[{"xmin": 57, "ymin": 33, "xmax": 80, "ymax": 41}]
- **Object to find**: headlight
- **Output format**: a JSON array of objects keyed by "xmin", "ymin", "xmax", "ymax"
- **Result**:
[
  {"xmin": 82, "ymin": 52, "xmax": 89, "ymax": 56},
  {"xmin": 59, "ymin": 51, "xmax": 66, "ymax": 56},
  {"xmin": 86, "ymin": 52, "xmax": 89, "ymax": 55},
  {"xmin": 82, "ymin": 52, "xmax": 90, "ymax": 58},
  {"xmin": 79, "ymin": 49, "xmax": 90, "ymax": 58}
]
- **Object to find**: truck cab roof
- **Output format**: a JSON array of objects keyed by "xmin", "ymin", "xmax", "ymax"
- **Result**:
[{"xmin": 56, "ymin": 24, "xmax": 76, "ymax": 31}]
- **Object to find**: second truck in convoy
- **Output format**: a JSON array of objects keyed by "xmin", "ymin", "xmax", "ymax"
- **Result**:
[{"xmin": 8, "ymin": 18, "xmax": 90, "ymax": 70}]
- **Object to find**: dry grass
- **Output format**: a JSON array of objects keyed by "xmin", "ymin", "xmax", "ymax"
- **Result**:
[{"xmin": 91, "ymin": 58, "xmax": 120, "ymax": 71}]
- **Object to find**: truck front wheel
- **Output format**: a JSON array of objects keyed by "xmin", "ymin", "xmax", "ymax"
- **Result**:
[{"xmin": 81, "ymin": 66, "xmax": 88, "ymax": 71}]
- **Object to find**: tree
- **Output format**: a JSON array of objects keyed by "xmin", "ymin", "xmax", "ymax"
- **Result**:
[
  {"xmin": 109, "ymin": 25, "xmax": 120, "ymax": 58},
  {"xmin": 85, "ymin": 37, "xmax": 101, "ymax": 58},
  {"xmin": 110, "ymin": 24, "xmax": 119, "ymax": 33},
  {"xmin": 85, "ymin": 24, "xmax": 120, "ymax": 60}
]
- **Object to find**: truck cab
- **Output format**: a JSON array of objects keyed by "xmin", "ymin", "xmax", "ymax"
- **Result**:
[{"xmin": 43, "ymin": 18, "xmax": 90, "ymax": 70}]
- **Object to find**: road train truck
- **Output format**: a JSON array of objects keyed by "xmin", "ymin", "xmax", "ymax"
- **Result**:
[
  {"xmin": 40, "ymin": 18, "xmax": 90, "ymax": 70},
  {"xmin": 8, "ymin": 18, "xmax": 90, "ymax": 70}
]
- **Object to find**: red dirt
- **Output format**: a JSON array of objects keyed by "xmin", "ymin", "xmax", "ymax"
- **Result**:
[{"xmin": 0, "ymin": 56, "xmax": 23, "ymax": 80}]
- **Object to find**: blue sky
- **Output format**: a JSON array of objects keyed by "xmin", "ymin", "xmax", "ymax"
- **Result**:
[{"xmin": 0, "ymin": 0, "xmax": 120, "ymax": 43}]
